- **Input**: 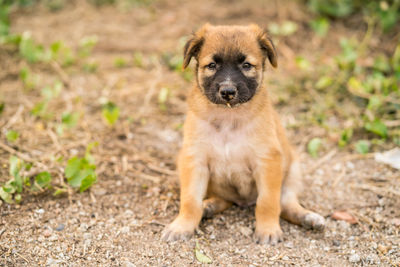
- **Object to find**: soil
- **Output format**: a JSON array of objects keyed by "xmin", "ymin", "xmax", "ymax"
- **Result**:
[{"xmin": 0, "ymin": 0, "xmax": 399, "ymax": 266}]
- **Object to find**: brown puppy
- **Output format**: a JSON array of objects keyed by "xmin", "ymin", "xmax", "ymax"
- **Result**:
[{"xmin": 162, "ymin": 24, "xmax": 325, "ymax": 244}]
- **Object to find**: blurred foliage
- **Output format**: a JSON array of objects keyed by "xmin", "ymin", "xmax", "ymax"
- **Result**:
[
  {"xmin": 292, "ymin": 0, "xmax": 400, "ymax": 152},
  {"xmin": 307, "ymin": 0, "xmax": 400, "ymax": 32}
]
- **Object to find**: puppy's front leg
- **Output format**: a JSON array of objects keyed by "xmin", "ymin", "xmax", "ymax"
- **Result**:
[
  {"xmin": 162, "ymin": 152, "xmax": 209, "ymax": 242},
  {"xmin": 255, "ymin": 153, "xmax": 283, "ymax": 245}
]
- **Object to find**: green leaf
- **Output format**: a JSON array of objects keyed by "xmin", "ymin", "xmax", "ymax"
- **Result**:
[
  {"xmin": 355, "ymin": 140, "xmax": 370, "ymax": 154},
  {"xmin": 195, "ymin": 242, "xmax": 212, "ymax": 264},
  {"xmin": 280, "ymin": 21, "xmax": 298, "ymax": 36},
  {"xmin": 315, "ymin": 76, "xmax": 333, "ymax": 89},
  {"xmin": 295, "ymin": 56, "xmax": 311, "ymax": 70},
  {"xmin": 114, "ymin": 57, "xmax": 127, "ymax": 68},
  {"xmin": 367, "ymin": 95, "xmax": 382, "ymax": 110},
  {"xmin": 9, "ymin": 156, "xmax": 24, "ymax": 193},
  {"xmin": 65, "ymin": 157, "xmax": 83, "ymax": 180},
  {"xmin": 338, "ymin": 128, "xmax": 353, "ymax": 148},
  {"xmin": 373, "ymin": 54, "xmax": 391, "ymax": 73},
  {"xmin": 268, "ymin": 21, "xmax": 298, "ymax": 36},
  {"xmin": 378, "ymin": 6, "xmax": 398, "ymax": 32},
  {"xmin": 65, "ymin": 156, "xmax": 96, "ymax": 191},
  {"xmin": 365, "ymin": 119, "xmax": 388, "ymax": 138},
  {"xmin": 0, "ymin": 102, "xmax": 4, "ymax": 115},
  {"xmin": 102, "ymin": 101, "xmax": 120, "ymax": 126},
  {"xmin": 83, "ymin": 61, "xmax": 98, "ymax": 72},
  {"xmin": 50, "ymin": 41, "xmax": 75, "ymax": 66},
  {"xmin": 61, "ymin": 112, "xmax": 79, "ymax": 128},
  {"xmin": 307, "ymin": 138, "xmax": 322, "ymax": 158},
  {"xmin": 85, "ymin": 141, "xmax": 98, "ymax": 164},
  {"xmin": 9, "ymin": 156, "xmax": 21, "ymax": 177},
  {"xmin": 133, "ymin": 52, "xmax": 144, "ymax": 67},
  {"xmin": 0, "ymin": 187, "xmax": 13, "ymax": 204},
  {"xmin": 15, "ymin": 193, "xmax": 21, "ymax": 203},
  {"xmin": 19, "ymin": 33, "xmax": 45, "ymax": 63},
  {"xmin": 347, "ymin": 76, "xmax": 363, "ymax": 93},
  {"xmin": 53, "ymin": 188, "xmax": 67, "ymax": 196},
  {"xmin": 80, "ymin": 173, "xmax": 97, "ymax": 192},
  {"xmin": 158, "ymin": 87, "xmax": 169, "ymax": 111},
  {"xmin": 19, "ymin": 66, "xmax": 37, "ymax": 89},
  {"xmin": 79, "ymin": 35, "xmax": 98, "ymax": 57},
  {"xmin": 6, "ymin": 130, "xmax": 19, "ymax": 142},
  {"xmin": 34, "ymin": 172, "xmax": 52, "ymax": 189},
  {"xmin": 308, "ymin": 0, "xmax": 354, "ymax": 18},
  {"xmin": 31, "ymin": 101, "xmax": 48, "ymax": 117},
  {"xmin": 309, "ymin": 17, "xmax": 330, "ymax": 37}
]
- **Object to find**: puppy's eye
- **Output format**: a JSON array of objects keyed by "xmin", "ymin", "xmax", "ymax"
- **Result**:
[
  {"xmin": 206, "ymin": 62, "xmax": 217, "ymax": 70},
  {"xmin": 242, "ymin": 62, "xmax": 252, "ymax": 70}
]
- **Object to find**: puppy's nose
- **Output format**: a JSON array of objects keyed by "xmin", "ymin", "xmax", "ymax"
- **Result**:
[{"xmin": 220, "ymin": 87, "xmax": 237, "ymax": 101}]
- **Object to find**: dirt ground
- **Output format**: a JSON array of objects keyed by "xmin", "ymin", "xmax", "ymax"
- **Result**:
[{"xmin": 0, "ymin": 0, "xmax": 399, "ymax": 266}]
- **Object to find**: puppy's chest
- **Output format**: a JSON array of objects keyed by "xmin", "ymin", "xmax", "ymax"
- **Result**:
[{"xmin": 198, "ymin": 118, "xmax": 258, "ymax": 181}]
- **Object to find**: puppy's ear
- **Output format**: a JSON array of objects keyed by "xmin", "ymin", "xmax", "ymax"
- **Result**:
[
  {"xmin": 183, "ymin": 24, "xmax": 209, "ymax": 69},
  {"xmin": 250, "ymin": 24, "xmax": 278, "ymax": 68}
]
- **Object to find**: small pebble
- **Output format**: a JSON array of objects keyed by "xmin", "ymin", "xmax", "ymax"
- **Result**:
[
  {"xmin": 377, "ymin": 244, "xmax": 390, "ymax": 254},
  {"xmin": 35, "ymin": 209, "xmax": 45, "ymax": 214},
  {"xmin": 123, "ymin": 262, "xmax": 136, "ymax": 267},
  {"xmin": 349, "ymin": 253, "xmax": 361, "ymax": 263},
  {"xmin": 121, "ymin": 226, "xmax": 130, "ymax": 234},
  {"xmin": 49, "ymin": 235, "xmax": 58, "ymax": 242},
  {"xmin": 43, "ymin": 229, "xmax": 52, "ymax": 237},
  {"xmin": 83, "ymin": 233, "xmax": 92, "ymax": 240},
  {"xmin": 282, "ymin": 255, "xmax": 289, "ymax": 261},
  {"xmin": 55, "ymin": 224, "xmax": 65, "ymax": 231},
  {"xmin": 333, "ymin": 163, "xmax": 342, "ymax": 171},
  {"xmin": 346, "ymin": 162, "xmax": 355, "ymax": 169},
  {"xmin": 284, "ymin": 241, "xmax": 294, "ymax": 249}
]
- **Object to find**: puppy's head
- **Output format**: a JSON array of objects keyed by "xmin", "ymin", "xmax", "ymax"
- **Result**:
[{"xmin": 183, "ymin": 24, "xmax": 277, "ymax": 107}]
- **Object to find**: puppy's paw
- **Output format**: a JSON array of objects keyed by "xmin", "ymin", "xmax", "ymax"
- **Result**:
[
  {"xmin": 302, "ymin": 212, "xmax": 325, "ymax": 231},
  {"xmin": 202, "ymin": 202, "xmax": 215, "ymax": 219},
  {"xmin": 161, "ymin": 218, "xmax": 195, "ymax": 242},
  {"xmin": 255, "ymin": 225, "xmax": 283, "ymax": 245}
]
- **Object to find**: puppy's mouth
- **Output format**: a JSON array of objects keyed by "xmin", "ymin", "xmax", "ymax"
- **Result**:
[{"xmin": 223, "ymin": 100, "xmax": 241, "ymax": 108}]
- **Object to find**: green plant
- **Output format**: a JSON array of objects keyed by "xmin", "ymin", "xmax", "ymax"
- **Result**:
[
  {"xmin": 102, "ymin": 101, "xmax": 120, "ymax": 126},
  {"xmin": 19, "ymin": 66, "xmax": 38, "ymax": 90},
  {"xmin": 50, "ymin": 40, "xmax": 75, "ymax": 66},
  {"xmin": 309, "ymin": 17, "xmax": 330, "ymax": 37},
  {"xmin": 44, "ymin": 0, "xmax": 65, "ymax": 11},
  {"xmin": 19, "ymin": 32, "xmax": 48, "ymax": 63},
  {"xmin": 338, "ymin": 128, "xmax": 353, "ymax": 147},
  {"xmin": 6, "ymin": 130, "xmax": 19, "ymax": 142},
  {"xmin": 56, "ymin": 111, "xmax": 80, "ymax": 135},
  {"xmin": 114, "ymin": 57, "xmax": 128, "ymax": 68},
  {"xmin": 133, "ymin": 52, "xmax": 144, "ymax": 67},
  {"xmin": 308, "ymin": 138, "xmax": 323, "ymax": 158},
  {"xmin": 64, "ymin": 142, "xmax": 98, "ymax": 192},
  {"xmin": 268, "ymin": 21, "xmax": 298, "ymax": 36},
  {"xmin": 0, "ymin": 156, "xmax": 55, "ymax": 204},
  {"xmin": 306, "ymin": 0, "xmax": 400, "ymax": 32},
  {"xmin": 355, "ymin": 140, "xmax": 370, "ymax": 154},
  {"xmin": 83, "ymin": 61, "xmax": 98, "ymax": 72},
  {"xmin": 0, "ymin": 156, "xmax": 29, "ymax": 203},
  {"xmin": 158, "ymin": 87, "xmax": 169, "ymax": 111},
  {"xmin": 0, "ymin": 0, "xmax": 11, "ymax": 37},
  {"xmin": 31, "ymin": 81, "xmax": 63, "ymax": 119},
  {"xmin": 78, "ymin": 35, "xmax": 98, "ymax": 57}
]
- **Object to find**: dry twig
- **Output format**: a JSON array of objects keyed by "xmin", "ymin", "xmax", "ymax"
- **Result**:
[{"xmin": 0, "ymin": 141, "xmax": 47, "ymax": 169}]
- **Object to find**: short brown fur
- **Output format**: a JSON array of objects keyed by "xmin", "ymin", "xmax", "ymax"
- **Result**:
[{"xmin": 162, "ymin": 24, "xmax": 325, "ymax": 244}]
